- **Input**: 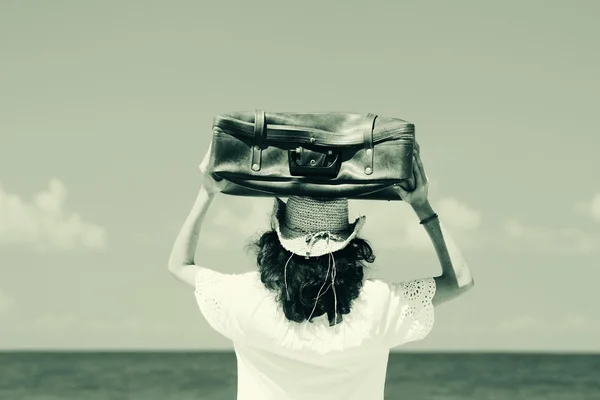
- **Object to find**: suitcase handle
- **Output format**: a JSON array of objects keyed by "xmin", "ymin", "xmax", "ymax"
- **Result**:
[{"xmin": 288, "ymin": 147, "xmax": 341, "ymax": 178}]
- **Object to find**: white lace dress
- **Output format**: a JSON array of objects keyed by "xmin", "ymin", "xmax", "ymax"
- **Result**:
[{"xmin": 194, "ymin": 269, "xmax": 436, "ymax": 400}]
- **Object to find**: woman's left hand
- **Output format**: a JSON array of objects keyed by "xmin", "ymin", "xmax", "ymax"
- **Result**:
[{"xmin": 198, "ymin": 141, "xmax": 227, "ymax": 195}]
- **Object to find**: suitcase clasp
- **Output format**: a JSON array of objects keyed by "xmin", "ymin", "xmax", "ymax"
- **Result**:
[{"xmin": 288, "ymin": 147, "xmax": 341, "ymax": 178}]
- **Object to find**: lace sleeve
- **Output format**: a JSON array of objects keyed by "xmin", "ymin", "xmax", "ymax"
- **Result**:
[
  {"xmin": 383, "ymin": 277, "xmax": 436, "ymax": 348},
  {"xmin": 194, "ymin": 268, "xmax": 245, "ymax": 341}
]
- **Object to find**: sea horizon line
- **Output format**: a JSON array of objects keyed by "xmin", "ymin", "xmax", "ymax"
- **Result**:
[{"xmin": 1, "ymin": 349, "xmax": 598, "ymax": 355}]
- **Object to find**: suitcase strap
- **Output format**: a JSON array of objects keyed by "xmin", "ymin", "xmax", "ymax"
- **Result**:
[
  {"xmin": 363, "ymin": 114, "xmax": 376, "ymax": 175},
  {"xmin": 215, "ymin": 112, "xmax": 413, "ymax": 147},
  {"xmin": 250, "ymin": 110, "xmax": 378, "ymax": 176},
  {"xmin": 251, "ymin": 110, "xmax": 265, "ymax": 171}
]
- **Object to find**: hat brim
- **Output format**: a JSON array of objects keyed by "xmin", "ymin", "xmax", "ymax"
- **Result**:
[{"xmin": 272, "ymin": 197, "xmax": 366, "ymax": 258}]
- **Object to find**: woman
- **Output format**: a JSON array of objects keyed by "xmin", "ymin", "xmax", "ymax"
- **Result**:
[{"xmin": 168, "ymin": 143, "xmax": 474, "ymax": 400}]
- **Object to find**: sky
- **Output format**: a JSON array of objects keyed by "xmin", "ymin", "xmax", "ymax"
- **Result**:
[{"xmin": 0, "ymin": 0, "xmax": 599, "ymax": 352}]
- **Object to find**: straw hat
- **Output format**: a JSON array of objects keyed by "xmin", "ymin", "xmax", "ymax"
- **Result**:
[{"xmin": 272, "ymin": 196, "xmax": 366, "ymax": 258}]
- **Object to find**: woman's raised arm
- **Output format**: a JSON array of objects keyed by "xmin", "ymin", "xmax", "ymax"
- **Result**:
[
  {"xmin": 168, "ymin": 141, "xmax": 226, "ymax": 287},
  {"xmin": 412, "ymin": 200, "xmax": 474, "ymax": 306},
  {"xmin": 395, "ymin": 144, "xmax": 474, "ymax": 306}
]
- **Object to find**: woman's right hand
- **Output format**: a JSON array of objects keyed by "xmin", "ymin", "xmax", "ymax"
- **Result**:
[{"xmin": 394, "ymin": 143, "xmax": 430, "ymax": 208}]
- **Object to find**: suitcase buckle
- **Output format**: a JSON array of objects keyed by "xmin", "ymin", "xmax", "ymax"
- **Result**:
[{"xmin": 288, "ymin": 147, "xmax": 341, "ymax": 178}]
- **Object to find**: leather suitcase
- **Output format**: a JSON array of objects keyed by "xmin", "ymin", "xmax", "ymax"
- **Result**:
[{"xmin": 209, "ymin": 110, "xmax": 416, "ymax": 200}]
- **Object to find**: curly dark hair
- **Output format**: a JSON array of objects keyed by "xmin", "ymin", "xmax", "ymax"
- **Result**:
[{"xmin": 247, "ymin": 230, "xmax": 376, "ymax": 327}]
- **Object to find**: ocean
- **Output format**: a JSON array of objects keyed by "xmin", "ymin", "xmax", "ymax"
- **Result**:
[{"xmin": 0, "ymin": 352, "xmax": 598, "ymax": 399}]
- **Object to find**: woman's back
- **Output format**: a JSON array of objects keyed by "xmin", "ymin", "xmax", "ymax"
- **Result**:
[{"xmin": 194, "ymin": 268, "xmax": 436, "ymax": 400}]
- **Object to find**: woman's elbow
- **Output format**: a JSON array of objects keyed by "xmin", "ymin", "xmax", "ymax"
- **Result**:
[
  {"xmin": 446, "ymin": 275, "xmax": 475, "ymax": 297},
  {"xmin": 455, "ymin": 267, "xmax": 474, "ymax": 291},
  {"xmin": 168, "ymin": 262, "xmax": 190, "ymax": 273},
  {"xmin": 460, "ymin": 277, "xmax": 474, "ymax": 292}
]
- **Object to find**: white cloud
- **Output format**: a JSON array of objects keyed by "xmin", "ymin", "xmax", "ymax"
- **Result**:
[
  {"xmin": 437, "ymin": 197, "xmax": 483, "ymax": 231},
  {"xmin": 212, "ymin": 198, "xmax": 272, "ymax": 237},
  {"xmin": 498, "ymin": 314, "xmax": 543, "ymax": 333},
  {"xmin": 592, "ymin": 193, "xmax": 600, "ymax": 222},
  {"xmin": 584, "ymin": 192, "xmax": 600, "ymax": 222},
  {"xmin": 496, "ymin": 313, "xmax": 600, "ymax": 334},
  {"xmin": 574, "ymin": 192, "xmax": 600, "ymax": 223},
  {"xmin": 350, "ymin": 197, "xmax": 483, "ymax": 251},
  {"xmin": 503, "ymin": 218, "xmax": 599, "ymax": 253},
  {"xmin": 0, "ymin": 179, "xmax": 106, "ymax": 251},
  {"xmin": 85, "ymin": 317, "xmax": 143, "ymax": 332},
  {"xmin": 28, "ymin": 313, "xmax": 172, "ymax": 335},
  {"xmin": 203, "ymin": 197, "xmax": 272, "ymax": 249},
  {"xmin": 0, "ymin": 289, "xmax": 14, "ymax": 314},
  {"xmin": 31, "ymin": 312, "xmax": 78, "ymax": 333}
]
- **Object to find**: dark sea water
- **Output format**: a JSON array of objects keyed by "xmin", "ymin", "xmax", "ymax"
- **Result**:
[{"xmin": 0, "ymin": 352, "xmax": 598, "ymax": 400}]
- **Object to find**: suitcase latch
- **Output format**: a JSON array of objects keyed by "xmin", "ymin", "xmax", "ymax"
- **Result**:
[{"xmin": 288, "ymin": 147, "xmax": 341, "ymax": 178}]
